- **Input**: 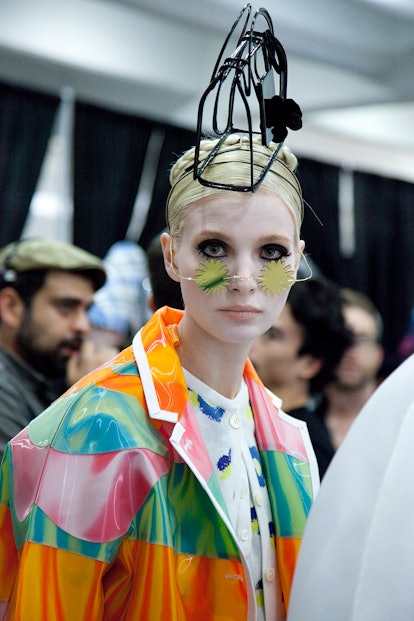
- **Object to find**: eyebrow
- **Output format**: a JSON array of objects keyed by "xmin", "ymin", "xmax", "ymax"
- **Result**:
[
  {"xmin": 51, "ymin": 296, "xmax": 93, "ymax": 309},
  {"xmin": 195, "ymin": 229, "xmax": 293, "ymax": 246}
]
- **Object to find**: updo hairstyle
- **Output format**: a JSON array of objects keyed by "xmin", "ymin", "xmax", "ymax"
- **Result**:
[{"xmin": 167, "ymin": 134, "xmax": 303, "ymax": 242}]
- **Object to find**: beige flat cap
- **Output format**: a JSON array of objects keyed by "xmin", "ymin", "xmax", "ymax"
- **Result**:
[{"xmin": 0, "ymin": 237, "xmax": 106, "ymax": 291}]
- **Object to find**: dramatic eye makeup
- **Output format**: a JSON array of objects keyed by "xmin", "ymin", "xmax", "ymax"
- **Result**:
[
  {"xmin": 261, "ymin": 244, "xmax": 291, "ymax": 262},
  {"xmin": 197, "ymin": 239, "xmax": 291, "ymax": 262},
  {"xmin": 171, "ymin": 231, "xmax": 297, "ymax": 297},
  {"xmin": 197, "ymin": 239, "xmax": 227, "ymax": 259}
]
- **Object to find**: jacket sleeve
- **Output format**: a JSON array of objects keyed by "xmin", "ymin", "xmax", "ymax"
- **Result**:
[
  {"xmin": 0, "ymin": 436, "xmax": 110, "ymax": 621},
  {"xmin": 9, "ymin": 542, "xmax": 107, "ymax": 621},
  {"xmin": 0, "ymin": 444, "xmax": 20, "ymax": 614}
]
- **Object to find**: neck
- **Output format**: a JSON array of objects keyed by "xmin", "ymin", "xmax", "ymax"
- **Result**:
[
  {"xmin": 268, "ymin": 382, "xmax": 310, "ymax": 412},
  {"xmin": 176, "ymin": 317, "xmax": 250, "ymax": 399},
  {"xmin": 0, "ymin": 331, "xmax": 19, "ymax": 356},
  {"xmin": 326, "ymin": 380, "xmax": 377, "ymax": 416},
  {"xmin": 325, "ymin": 380, "xmax": 377, "ymax": 449}
]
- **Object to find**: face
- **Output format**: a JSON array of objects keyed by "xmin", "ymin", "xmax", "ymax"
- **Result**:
[
  {"xmin": 334, "ymin": 305, "xmax": 384, "ymax": 389},
  {"xmin": 249, "ymin": 302, "xmax": 307, "ymax": 389},
  {"xmin": 163, "ymin": 189, "xmax": 304, "ymax": 349},
  {"xmin": 16, "ymin": 270, "xmax": 95, "ymax": 378}
]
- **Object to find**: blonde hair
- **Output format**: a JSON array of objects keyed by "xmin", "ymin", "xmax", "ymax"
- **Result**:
[{"xmin": 167, "ymin": 134, "xmax": 303, "ymax": 241}]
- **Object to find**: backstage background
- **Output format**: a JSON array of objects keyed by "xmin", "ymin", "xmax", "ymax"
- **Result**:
[{"xmin": 1, "ymin": 0, "xmax": 414, "ymax": 371}]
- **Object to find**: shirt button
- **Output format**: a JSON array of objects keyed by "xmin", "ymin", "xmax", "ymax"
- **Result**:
[
  {"xmin": 240, "ymin": 486, "xmax": 248, "ymax": 499},
  {"xmin": 254, "ymin": 492, "xmax": 264, "ymax": 506},
  {"xmin": 265, "ymin": 567, "xmax": 275, "ymax": 582},
  {"xmin": 229, "ymin": 414, "xmax": 241, "ymax": 429},
  {"xmin": 239, "ymin": 528, "xmax": 249, "ymax": 542}
]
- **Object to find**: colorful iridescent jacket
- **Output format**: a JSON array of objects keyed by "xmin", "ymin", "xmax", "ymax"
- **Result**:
[{"xmin": 0, "ymin": 306, "xmax": 319, "ymax": 621}]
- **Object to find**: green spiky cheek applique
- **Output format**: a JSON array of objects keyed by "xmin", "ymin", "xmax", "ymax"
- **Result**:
[
  {"xmin": 194, "ymin": 258, "xmax": 231, "ymax": 295},
  {"xmin": 258, "ymin": 260, "xmax": 295, "ymax": 296},
  {"xmin": 193, "ymin": 258, "xmax": 295, "ymax": 296}
]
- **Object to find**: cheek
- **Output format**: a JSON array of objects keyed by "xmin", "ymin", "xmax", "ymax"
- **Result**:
[
  {"xmin": 263, "ymin": 289, "xmax": 290, "ymax": 318},
  {"xmin": 42, "ymin": 307, "xmax": 63, "ymax": 326},
  {"xmin": 264, "ymin": 343, "xmax": 285, "ymax": 365},
  {"xmin": 38, "ymin": 309, "xmax": 69, "ymax": 338},
  {"xmin": 178, "ymin": 279, "xmax": 205, "ymax": 307}
]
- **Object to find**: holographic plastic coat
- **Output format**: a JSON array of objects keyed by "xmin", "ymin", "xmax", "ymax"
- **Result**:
[{"xmin": 0, "ymin": 306, "xmax": 319, "ymax": 621}]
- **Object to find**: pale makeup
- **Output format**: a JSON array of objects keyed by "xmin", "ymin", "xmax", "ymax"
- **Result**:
[{"xmin": 162, "ymin": 190, "xmax": 304, "ymax": 353}]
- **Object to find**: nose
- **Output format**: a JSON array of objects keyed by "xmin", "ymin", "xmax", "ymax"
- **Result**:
[
  {"xmin": 71, "ymin": 308, "xmax": 91, "ymax": 335},
  {"xmin": 227, "ymin": 272, "xmax": 258, "ymax": 293},
  {"xmin": 226, "ymin": 254, "xmax": 259, "ymax": 293}
]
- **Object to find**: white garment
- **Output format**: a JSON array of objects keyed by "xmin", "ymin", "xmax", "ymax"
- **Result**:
[
  {"xmin": 183, "ymin": 369, "xmax": 279, "ymax": 621},
  {"xmin": 288, "ymin": 353, "xmax": 414, "ymax": 621}
]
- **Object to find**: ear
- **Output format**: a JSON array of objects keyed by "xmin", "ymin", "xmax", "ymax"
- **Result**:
[
  {"xmin": 0, "ymin": 287, "xmax": 25, "ymax": 329},
  {"xmin": 292, "ymin": 240, "xmax": 306, "ymax": 274},
  {"xmin": 160, "ymin": 232, "xmax": 181, "ymax": 283},
  {"xmin": 297, "ymin": 353, "xmax": 323, "ymax": 381},
  {"xmin": 374, "ymin": 343, "xmax": 385, "ymax": 370},
  {"xmin": 146, "ymin": 293, "xmax": 157, "ymax": 314}
]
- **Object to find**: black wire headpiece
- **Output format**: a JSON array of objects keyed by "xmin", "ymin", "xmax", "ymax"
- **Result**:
[{"xmin": 194, "ymin": 4, "xmax": 302, "ymax": 193}]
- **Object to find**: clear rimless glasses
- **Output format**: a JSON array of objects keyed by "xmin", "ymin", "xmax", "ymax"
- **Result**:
[{"xmin": 169, "ymin": 248, "xmax": 312, "ymax": 297}]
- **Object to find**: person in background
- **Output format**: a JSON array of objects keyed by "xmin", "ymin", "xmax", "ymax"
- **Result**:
[
  {"xmin": 88, "ymin": 239, "xmax": 151, "ymax": 349},
  {"xmin": 0, "ymin": 134, "xmax": 319, "ymax": 621},
  {"xmin": 396, "ymin": 306, "xmax": 414, "ymax": 361},
  {"xmin": 287, "ymin": 323, "xmax": 414, "ymax": 621},
  {"xmin": 250, "ymin": 276, "xmax": 351, "ymax": 478},
  {"xmin": 323, "ymin": 287, "xmax": 384, "ymax": 450},
  {"xmin": 145, "ymin": 230, "xmax": 184, "ymax": 312},
  {"xmin": 0, "ymin": 237, "xmax": 114, "ymax": 459}
]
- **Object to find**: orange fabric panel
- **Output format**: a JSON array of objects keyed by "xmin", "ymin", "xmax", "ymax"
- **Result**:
[
  {"xmin": 10, "ymin": 543, "xmax": 107, "ymax": 621},
  {"xmin": 7, "ymin": 539, "xmax": 248, "ymax": 621},
  {"xmin": 104, "ymin": 539, "xmax": 248, "ymax": 621},
  {"xmin": 276, "ymin": 537, "xmax": 302, "ymax": 608}
]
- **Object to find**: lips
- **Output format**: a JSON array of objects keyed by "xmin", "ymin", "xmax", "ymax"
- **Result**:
[
  {"xmin": 60, "ymin": 339, "xmax": 83, "ymax": 357},
  {"xmin": 220, "ymin": 305, "xmax": 260, "ymax": 313},
  {"xmin": 219, "ymin": 305, "xmax": 261, "ymax": 320}
]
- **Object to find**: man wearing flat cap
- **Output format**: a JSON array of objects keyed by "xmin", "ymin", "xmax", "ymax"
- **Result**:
[{"xmin": 0, "ymin": 237, "xmax": 115, "ymax": 460}]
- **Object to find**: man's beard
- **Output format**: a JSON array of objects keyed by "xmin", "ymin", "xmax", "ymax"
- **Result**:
[
  {"xmin": 16, "ymin": 318, "xmax": 81, "ymax": 379},
  {"xmin": 335, "ymin": 372, "xmax": 370, "ymax": 392}
]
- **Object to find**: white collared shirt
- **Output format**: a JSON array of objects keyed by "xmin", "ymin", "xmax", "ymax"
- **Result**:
[{"xmin": 183, "ymin": 368, "xmax": 280, "ymax": 621}]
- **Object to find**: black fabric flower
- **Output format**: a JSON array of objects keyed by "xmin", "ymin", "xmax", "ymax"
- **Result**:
[{"xmin": 264, "ymin": 95, "xmax": 303, "ymax": 143}]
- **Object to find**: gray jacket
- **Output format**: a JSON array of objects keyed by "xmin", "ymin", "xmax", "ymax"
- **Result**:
[{"xmin": 0, "ymin": 346, "xmax": 61, "ymax": 461}]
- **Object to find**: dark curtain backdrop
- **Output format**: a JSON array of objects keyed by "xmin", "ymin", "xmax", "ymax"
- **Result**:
[
  {"xmin": 297, "ymin": 158, "xmax": 414, "ymax": 367},
  {"xmin": 73, "ymin": 102, "xmax": 154, "ymax": 257},
  {"xmin": 1, "ymin": 78, "xmax": 414, "ymax": 364},
  {"xmin": 297, "ymin": 158, "xmax": 342, "ymax": 281},
  {"xmin": 0, "ymin": 81, "xmax": 59, "ymax": 245},
  {"xmin": 352, "ymin": 172, "xmax": 414, "ymax": 358},
  {"xmin": 138, "ymin": 124, "xmax": 196, "ymax": 249}
]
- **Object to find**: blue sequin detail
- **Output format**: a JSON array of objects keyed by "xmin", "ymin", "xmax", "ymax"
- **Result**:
[
  {"xmin": 217, "ymin": 449, "xmax": 232, "ymax": 472},
  {"xmin": 198, "ymin": 395, "xmax": 225, "ymax": 422}
]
